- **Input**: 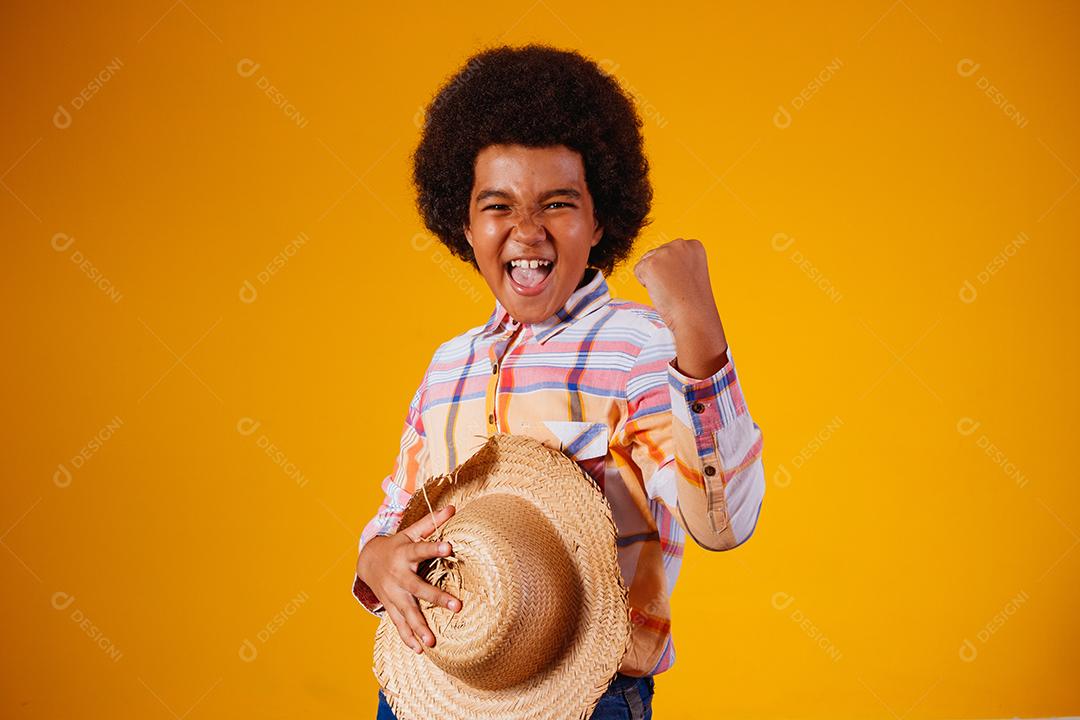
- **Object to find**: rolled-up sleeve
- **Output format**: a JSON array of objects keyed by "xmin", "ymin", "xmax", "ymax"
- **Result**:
[{"xmin": 619, "ymin": 324, "xmax": 765, "ymax": 551}]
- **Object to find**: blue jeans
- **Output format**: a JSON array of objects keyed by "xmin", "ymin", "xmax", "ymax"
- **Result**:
[{"xmin": 376, "ymin": 672, "xmax": 655, "ymax": 719}]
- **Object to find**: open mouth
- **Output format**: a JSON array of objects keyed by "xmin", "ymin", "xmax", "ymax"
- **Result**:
[{"xmin": 505, "ymin": 258, "xmax": 555, "ymax": 296}]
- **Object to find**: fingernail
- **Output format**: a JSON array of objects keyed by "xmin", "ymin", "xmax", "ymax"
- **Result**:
[
  {"xmin": 448, "ymin": 599, "xmax": 460, "ymax": 611},
  {"xmin": 439, "ymin": 543, "xmax": 449, "ymax": 553}
]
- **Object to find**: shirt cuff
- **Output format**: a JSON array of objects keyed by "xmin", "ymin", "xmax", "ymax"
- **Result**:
[
  {"xmin": 666, "ymin": 347, "xmax": 745, "ymax": 538},
  {"xmin": 670, "ymin": 347, "xmax": 730, "ymax": 383},
  {"xmin": 352, "ymin": 574, "xmax": 386, "ymax": 617},
  {"xmin": 352, "ymin": 531, "xmax": 394, "ymax": 618},
  {"xmin": 667, "ymin": 346, "xmax": 742, "ymax": 438}
]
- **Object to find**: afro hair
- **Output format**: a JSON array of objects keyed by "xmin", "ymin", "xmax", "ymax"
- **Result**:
[{"xmin": 411, "ymin": 43, "xmax": 653, "ymax": 276}]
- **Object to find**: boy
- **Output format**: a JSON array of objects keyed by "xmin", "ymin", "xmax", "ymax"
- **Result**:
[{"xmin": 353, "ymin": 43, "xmax": 765, "ymax": 718}]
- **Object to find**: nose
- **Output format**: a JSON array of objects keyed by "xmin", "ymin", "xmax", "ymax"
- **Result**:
[{"xmin": 511, "ymin": 209, "xmax": 547, "ymax": 245}]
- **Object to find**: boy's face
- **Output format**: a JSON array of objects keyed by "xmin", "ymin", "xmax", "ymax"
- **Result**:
[{"xmin": 463, "ymin": 144, "xmax": 603, "ymax": 325}]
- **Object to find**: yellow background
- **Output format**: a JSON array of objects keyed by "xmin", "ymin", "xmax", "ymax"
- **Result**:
[{"xmin": 2, "ymin": 1, "xmax": 1077, "ymax": 717}]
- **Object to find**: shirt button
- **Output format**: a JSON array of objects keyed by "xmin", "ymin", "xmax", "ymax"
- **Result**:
[
  {"xmin": 704, "ymin": 465, "xmax": 716, "ymax": 477},
  {"xmin": 691, "ymin": 402, "xmax": 705, "ymax": 414},
  {"xmin": 492, "ymin": 362, "xmax": 499, "ymax": 374},
  {"xmin": 488, "ymin": 413, "xmax": 495, "ymax": 424}
]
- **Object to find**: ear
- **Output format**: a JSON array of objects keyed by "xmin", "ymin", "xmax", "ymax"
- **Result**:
[
  {"xmin": 590, "ymin": 217, "xmax": 603, "ymax": 247},
  {"xmin": 463, "ymin": 223, "xmax": 474, "ymax": 249}
]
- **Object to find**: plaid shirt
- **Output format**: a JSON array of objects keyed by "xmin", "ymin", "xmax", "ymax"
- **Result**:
[{"xmin": 352, "ymin": 267, "xmax": 765, "ymax": 676}]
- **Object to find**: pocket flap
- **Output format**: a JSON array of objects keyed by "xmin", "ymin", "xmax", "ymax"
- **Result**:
[{"xmin": 541, "ymin": 420, "xmax": 610, "ymax": 461}]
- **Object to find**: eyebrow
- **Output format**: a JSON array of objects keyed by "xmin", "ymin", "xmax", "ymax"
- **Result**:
[{"xmin": 474, "ymin": 187, "xmax": 582, "ymax": 204}]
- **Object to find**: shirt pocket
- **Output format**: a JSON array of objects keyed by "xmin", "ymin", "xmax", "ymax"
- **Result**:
[
  {"xmin": 539, "ymin": 420, "xmax": 610, "ymax": 490},
  {"xmin": 535, "ymin": 418, "xmax": 613, "ymax": 509},
  {"xmin": 540, "ymin": 420, "xmax": 610, "ymax": 462}
]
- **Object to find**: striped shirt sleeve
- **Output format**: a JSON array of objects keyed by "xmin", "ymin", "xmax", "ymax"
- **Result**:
[
  {"xmin": 351, "ymin": 374, "xmax": 429, "ymax": 616},
  {"xmin": 621, "ymin": 324, "xmax": 765, "ymax": 551}
]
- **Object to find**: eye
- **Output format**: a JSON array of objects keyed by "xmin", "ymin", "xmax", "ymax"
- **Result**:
[
  {"xmin": 546, "ymin": 202, "xmax": 575, "ymax": 209},
  {"xmin": 482, "ymin": 204, "xmax": 510, "ymax": 211}
]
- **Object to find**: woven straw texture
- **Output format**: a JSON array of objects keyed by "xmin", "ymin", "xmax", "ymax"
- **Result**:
[{"xmin": 373, "ymin": 433, "xmax": 633, "ymax": 720}]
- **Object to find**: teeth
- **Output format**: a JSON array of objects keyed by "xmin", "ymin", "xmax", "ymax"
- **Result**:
[{"xmin": 509, "ymin": 259, "xmax": 553, "ymax": 268}]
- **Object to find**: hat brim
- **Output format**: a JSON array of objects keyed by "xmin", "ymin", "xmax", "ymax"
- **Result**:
[{"xmin": 373, "ymin": 433, "xmax": 632, "ymax": 720}]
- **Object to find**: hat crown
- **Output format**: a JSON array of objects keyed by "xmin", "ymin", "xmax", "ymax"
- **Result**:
[{"xmin": 421, "ymin": 492, "xmax": 583, "ymax": 690}]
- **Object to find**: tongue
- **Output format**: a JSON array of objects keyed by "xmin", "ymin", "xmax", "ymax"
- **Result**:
[{"xmin": 510, "ymin": 264, "xmax": 551, "ymax": 288}]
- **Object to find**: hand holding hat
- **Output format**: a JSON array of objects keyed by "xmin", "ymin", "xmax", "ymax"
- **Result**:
[
  {"xmin": 357, "ymin": 504, "xmax": 465, "ymax": 654},
  {"xmin": 372, "ymin": 433, "xmax": 633, "ymax": 720}
]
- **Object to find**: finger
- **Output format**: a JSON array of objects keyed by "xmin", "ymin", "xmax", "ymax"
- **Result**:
[
  {"xmin": 400, "ymin": 596, "xmax": 436, "ymax": 649},
  {"xmin": 633, "ymin": 259, "xmax": 649, "ymax": 285},
  {"xmin": 691, "ymin": 239, "xmax": 708, "ymax": 263},
  {"xmin": 406, "ymin": 538, "xmax": 451, "ymax": 573},
  {"xmin": 402, "ymin": 503, "xmax": 456, "ymax": 542},
  {"xmin": 408, "ymin": 575, "xmax": 462, "ymax": 613},
  {"xmin": 407, "ymin": 538, "xmax": 453, "ymax": 564},
  {"xmin": 385, "ymin": 603, "xmax": 423, "ymax": 654}
]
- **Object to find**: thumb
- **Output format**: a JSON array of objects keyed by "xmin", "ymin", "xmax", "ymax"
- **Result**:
[
  {"xmin": 634, "ymin": 248, "xmax": 660, "ymax": 287},
  {"xmin": 633, "ymin": 258, "xmax": 649, "ymax": 287}
]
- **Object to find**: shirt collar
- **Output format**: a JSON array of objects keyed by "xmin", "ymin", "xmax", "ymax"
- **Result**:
[{"xmin": 482, "ymin": 267, "xmax": 612, "ymax": 344}]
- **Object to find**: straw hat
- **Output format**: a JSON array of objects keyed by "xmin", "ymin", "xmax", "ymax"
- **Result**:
[{"xmin": 372, "ymin": 432, "xmax": 633, "ymax": 720}]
